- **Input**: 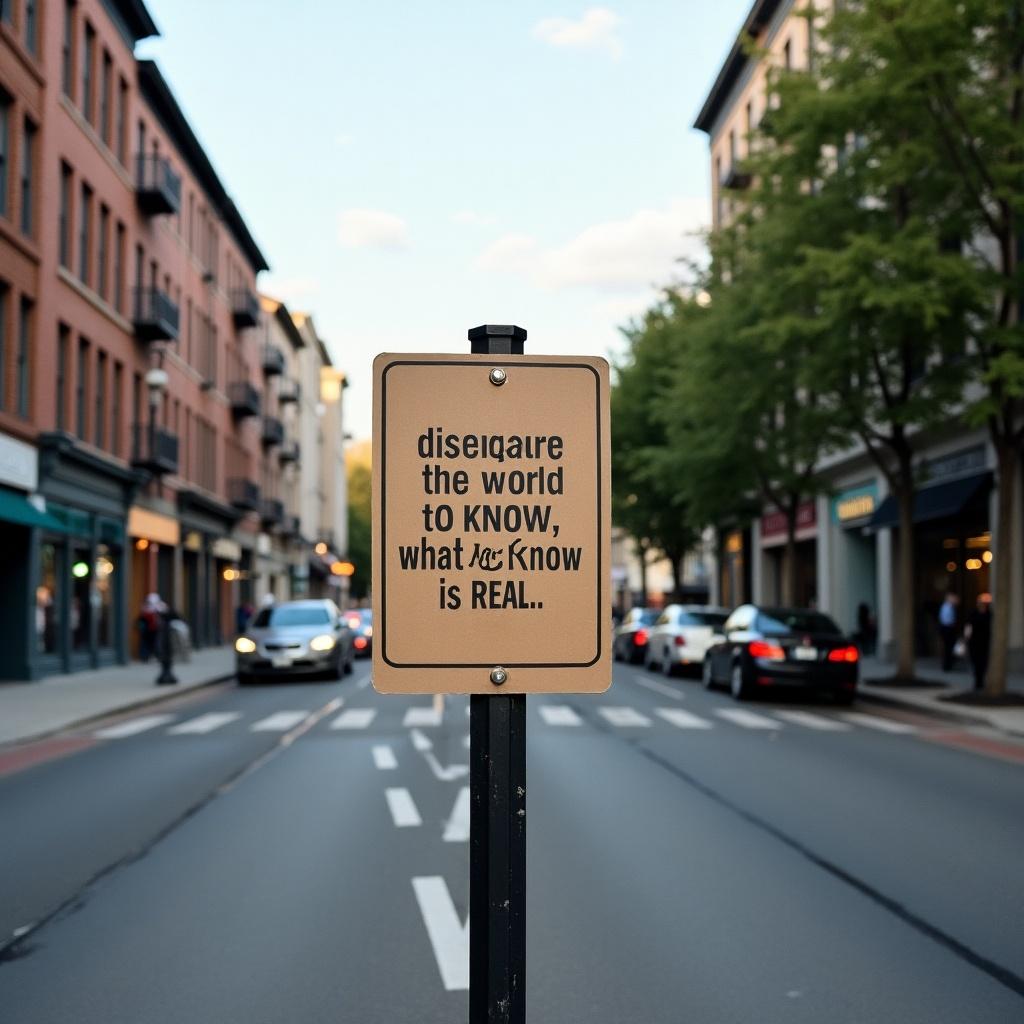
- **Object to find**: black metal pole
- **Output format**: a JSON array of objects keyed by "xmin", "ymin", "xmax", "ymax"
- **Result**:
[{"xmin": 468, "ymin": 324, "xmax": 527, "ymax": 1024}]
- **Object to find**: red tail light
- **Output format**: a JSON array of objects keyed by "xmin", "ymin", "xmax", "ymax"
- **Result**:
[
  {"xmin": 674, "ymin": 635, "xmax": 686, "ymax": 647},
  {"xmin": 748, "ymin": 639, "xmax": 785, "ymax": 661},
  {"xmin": 634, "ymin": 629, "xmax": 648, "ymax": 646},
  {"xmin": 354, "ymin": 636, "xmax": 368, "ymax": 650},
  {"xmin": 828, "ymin": 645, "xmax": 859, "ymax": 663}
]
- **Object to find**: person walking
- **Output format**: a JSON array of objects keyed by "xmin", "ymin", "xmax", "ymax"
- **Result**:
[
  {"xmin": 137, "ymin": 593, "xmax": 164, "ymax": 663},
  {"xmin": 938, "ymin": 592, "xmax": 960, "ymax": 671},
  {"xmin": 856, "ymin": 602, "xmax": 877, "ymax": 656},
  {"xmin": 964, "ymin": 593, "xmax": 993, "ymax": 692}
]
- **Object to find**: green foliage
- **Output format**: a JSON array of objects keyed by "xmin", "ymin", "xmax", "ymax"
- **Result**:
[{"xmin": 347, "ymin": 462, "xmax": 371, "ymax": 602}]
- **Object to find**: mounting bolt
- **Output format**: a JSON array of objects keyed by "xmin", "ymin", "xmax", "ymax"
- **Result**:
[
  {"xmin": 489, "ymin": 367, "xmax": 507, "ymax": 387},
  {"xmin": 489, "ymin": 666, "xmax": 508, "ymax": 686}
]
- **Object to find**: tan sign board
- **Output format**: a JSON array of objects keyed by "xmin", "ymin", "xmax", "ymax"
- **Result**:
[{"xmin": 372, "ymin": 353, "xmax": 611, "ymax": 694}]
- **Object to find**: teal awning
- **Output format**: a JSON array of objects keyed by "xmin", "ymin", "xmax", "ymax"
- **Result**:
[{"xmin": 0, "ymin": 488, "xmax": 68, "ymax": 533}]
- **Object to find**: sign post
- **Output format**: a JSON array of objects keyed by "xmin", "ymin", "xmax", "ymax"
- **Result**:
[{"xmin": 372, "ymin": 324, "xmax": 611, "ymax": 1023}]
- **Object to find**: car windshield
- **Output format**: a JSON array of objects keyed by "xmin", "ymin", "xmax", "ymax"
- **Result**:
[
  {"xmin": 758, "ymin": 609, "xmax": 841, "ymax": 636},
  {"xmin": 252, "ymin": 606, "xmax": 332, "ymax": 628},
  {"xmin": 679, "ymin": 611, "xmax": 728, "ymax": 628},
  {"xmin": 633, "ymin": 610, "xmax": 659, "ymax": 626}
]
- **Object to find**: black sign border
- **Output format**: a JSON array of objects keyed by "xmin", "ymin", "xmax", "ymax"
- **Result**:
[{"xmin": 380, "ymin": 358, "xmax": 603, "ymax": 669}]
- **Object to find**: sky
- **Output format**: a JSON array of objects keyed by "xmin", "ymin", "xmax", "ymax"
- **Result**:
[{"xmin": 138, "ymin": 2, "xmax": 751, "ymax": 441}]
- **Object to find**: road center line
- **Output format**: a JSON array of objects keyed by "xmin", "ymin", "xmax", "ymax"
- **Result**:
[
  {"xmin": 412, "ymin": 877, "xmax": 469, "ymax": 991},
  {"xmin": 385, "ymin": 787, "xmax": 422, "ymax": 827}
]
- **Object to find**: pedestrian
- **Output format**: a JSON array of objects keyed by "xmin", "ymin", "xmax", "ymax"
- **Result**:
[
  {"xmin": 235, "ymin": 599, "xmax": 254, "ymax": 634},
  {"xmin": 938, "ymin": 592, "xmax": 960, "ymax": 670},
  {"xmin": 856, "ymin": 602, "xmax": 877, "ymax": 656},
  {"xmin": 137, "ymin": 593, "xmax": 165, "ymax": 663},
  {"xmin": 260, "ymin": 592, "xmax": 275, "ymax": 609},
  {"xmin": 964, "ymin": 593, "xmax": 993, "ymax": 692}
]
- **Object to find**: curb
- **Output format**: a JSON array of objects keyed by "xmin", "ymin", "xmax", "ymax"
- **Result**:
[
  {"xmin": 857, "ymin": 688, "xmax": 1024, "ymax": 739},
  {"xmin": 0, "ymin": 672, "xmax": 236, "ymax": 750}
]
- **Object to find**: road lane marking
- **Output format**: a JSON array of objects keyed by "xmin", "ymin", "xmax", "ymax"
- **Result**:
[
  {"xmin": 356, "ymin": 672, "xmax": 372, "ymax": 689},
  {"xmin": 443, "ymin": 787, "xmax": 471, "ymax": 842},
  {"xmin": 655, "ymin": 708, "xmax": 713, "ymax": 730},
  {"xmin": 372, "ymin": 745, "xmax": 398, "ymax": 770},
  {"xmin": 538, "ymin": 705, "xmax": 582, "ymax": 726},
  {"xmin": 167, "ymin": 712, "xmax": 241, "ymax": 735},
  {"xmin": 599, "ymin": 706, "xmax": 651, "ymax": 727},
  {"xmin": 409, "ymin": 728, "xmax": 468, "ymax": 780},
  {"xmin": 410, "ymin": 728, "xmax": 432, "ymax": 752},
  {"xmin": 330, "ymin": 708, "xmax": 377, "ymax": 730},
  {"xmin": 714, "ymin": 708, "xmax": 780, "ymax": 730},
  {"xmin": 630, "ymin": 672, "xmax": 684, "ymax": 700},
  {"xmin": 250, "ymin": 711, "xmax": 310, "ymax": 732},
  {"xmin": 385, "ymin": 787, "xmax": 422, "ymax": 827},
  {"xmin": 840, "ymin": 712, "xmax": 916, "ymax": 734},
  {"xmin": 412, "ymin": 877, "xmax": 469, "ymax": 991},
  {"xmin": 773, "ymin": 710, "xmax": 851, "ymax": 732},
  {"xmin": 462, "ymin": 733, "xmax": 471, "ymax": 749},
  {"xmin": 94, "ymin": 714, "xmax": 175, "ymax": 739},
  {"xmin": 404, "ymin": 706, "xmax": 443, "ymax": 727}
]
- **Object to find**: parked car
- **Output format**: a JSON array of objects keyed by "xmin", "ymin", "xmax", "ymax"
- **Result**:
[
  {"xmin": 644, "ymin": 605, "xmax": 730, "ymax": 676},
  {"xmin": 703, "ymin": 604, "xmax": 859, "ymax": 703},
  {"xmin": 612, "ymin": 607, "xmax": 660, "ymax": 664},
  {"xmin": 235, "ymin": 599, "xmax": 355, "ymax": 685},
  {"xmin": 344, "ymin": 608, "xmax": 373, "ymax": 657}
]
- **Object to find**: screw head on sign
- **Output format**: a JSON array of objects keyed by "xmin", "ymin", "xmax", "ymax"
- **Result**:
[
  {"xmin": 490, "ymin": 667, "xmax": 508, "ymax": 686},
  {"xmin": 489, "ymin": 367, "xmax": 507, "ymax": 387}
]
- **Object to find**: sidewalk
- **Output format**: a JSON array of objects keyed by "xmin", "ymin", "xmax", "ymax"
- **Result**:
[
  {"xmin": 859, "ymin": 655, "xmax": 1024, "ymax": 738},
  {"xmin": 0, "ymin": 647, "xmax": 235, "ymax": 747}
]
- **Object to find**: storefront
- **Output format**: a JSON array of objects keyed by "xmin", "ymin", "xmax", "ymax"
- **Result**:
[
  {"xmin": 759, "ymin": 501, "xmax": 818, "ymax": 607},
  {"xmin": 830, "ymin": 482, "xmax": 879, "ymax": 642},
  {"xmin": 718, "ymin": 526, "xmax": 751, "ymax": 610},
  {"xmin": 127, "ymin": 506, "xmax": 180, "ymax": 659}
]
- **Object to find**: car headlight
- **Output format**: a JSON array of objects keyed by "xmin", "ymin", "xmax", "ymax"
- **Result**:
[
  {"xmin": 365, "ymin": 626, "xmax": 373, "ymax": 637},
  {"xmin": 235, "ymin": 637, "xmax": 256, "ymax": 654},
  {"xmin": 310, "ymin": 634, "xmax": 336, "ymax": 652}
]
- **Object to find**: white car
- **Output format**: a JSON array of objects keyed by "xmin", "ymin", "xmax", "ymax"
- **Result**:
[{"xmin": 644, "ymin": 605, "xmax": 730, "ymax": 677}]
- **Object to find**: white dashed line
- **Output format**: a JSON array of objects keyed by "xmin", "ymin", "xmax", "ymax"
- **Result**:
[
  {"xmin": 773, "ymin": 710, "xmax": 851, "ymax": 732},
  {"xmin": 330, "ymin": 708, "xmax": 377, "ymax": 730},
  {"xmin": 599, "ymin": 706, "xmax": 652, "ymax": 728},
  {"xmin": 443, "ymin": 787, "xmax": 471, "ymax": 843},
  {"xmin": 655, "ymin": 708, "xmax": 713, "ymax": 729},
  {"xmin": 385, "ymin": 787, "xmax": 422, "ymax": 827},
  {"xmin": 630, "ymin": 673, "xmax": 685, "ymax": 700},
  {"xmin": 839, "ymin": 712, "xmax": 917, "ymax": 734},
  {"xmin": 250, "ymin": 711, "xmax": 310, "ymax": 732},
  {"xmin": 412, "ymin": 877, "xmax": 469, "ymax": 991},
  {"xmin": 404, "ymin": 706, "xmax": 443, "ymax": 727},
  {"xmin": 167, "ymin": 712, "xmax": 241, "ymax": 735},
  {"xmin": 538, "ymin": 705, "xmax": 582, "ymax": 726},
  {"xmin": 372, "ymin": 745, "xmax": 398, "ymax": 770},
  {"xmin": 714, "ymin": 708, "xmax": 781, "ymax": 730},
  {"xmin": 94, "ymin": 714, "xmax": 176, "ymax": 739}
]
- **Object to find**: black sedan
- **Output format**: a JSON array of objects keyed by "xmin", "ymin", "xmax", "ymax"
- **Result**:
[
  {"xmin": 703, "ymin": 605, "xmax": 859, "ymax": 703},
  {"xmin": 612, "ymin": 607, "xmax": 659, "ymax": 664}
]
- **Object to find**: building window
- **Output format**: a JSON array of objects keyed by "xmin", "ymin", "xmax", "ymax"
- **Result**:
[
  {"xmin": 97, "ymin": 204, "xmax": 109, "ymax": 300},
  {"xmin": 1, "ymin": 0, "xmax": 12, "ymax": 26},
  {"xmin": 0, "ymin": 91, "xmax": 9, "ymax": 220},
  {"xmin": 112, "ymin": 361, "xmax": 122, "ymax": 456},
  {"xmin": 114, "ymin": 221, "xmax": 125, "ymax": 313},
  {"xmin": 59, "ymin": 162, "xmax": 72, "ymax": 266},
  {"xmin": 95, "ymin": 350, "xmax": 106, "ymax": 448},
  {"xmin": 78, "ymin": 182, "xmax": 92, "ymax": 286},
  {"xmin": 17, "ymin": 296, "xmax": 31, "ymax": 418},
  {"xmin": 100, "ymin": 51, "xmax": 112, "ymax": 145},
  {"xmin": 82, "ymin": 22, "xmax": 95, "ymax": 124},
  {"xmin": 62, "ymin": 1, "xmax": 75, "ymax": 97},
  {"xmin": 20, "ymin": 118, "xmax": 35, "ymax": 236},
  {"xmin": 76, "ymin": 337, "xmax": 89, "ymax": 439},
  {"xmin": 37, "ymin": 543, "xmax": 61, "ymax": 655},
  {"xmin": 56, "ymin": 323, "xmax": 69, "ymax": 431},
  {"xmin": 24, "ymin": 0, "xmax": 37, "ymax": 54},
  {"xmin": 132, "ymin": 372, "xmax": 141, "ymax": 439},
  {"xmin": 116, "ymin": 76, "xmax": 127, "ymax": 164}
]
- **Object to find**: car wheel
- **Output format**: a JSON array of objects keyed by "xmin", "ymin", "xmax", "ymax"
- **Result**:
[
  {"xmin": 662, "ymin": 649, "xmax": 675, "ymax": 678},
  {"xmin": 237, "ymin": 672, "xmax": 254, "ymax": 687},
  {"xmin": 328, "ymin": 651, "xmax": 345, "ymax": 681},
  {"xmin": 344, "ymin": 649, "xmax": 355, "ymax": 675},
  {"xmin": 702, "ymin": 658, "xmax": 716, "ymax": 690},
  {"xmin": 834, "ymin": 689, "xmax": 856, "ymax": 706},
  {"xmin": 644, "ymin": 648, "xmax": 657, "ymax": 672},
  {"xmin": 730, "ymin": 663, "xmax": 750, "ymax": 701}
]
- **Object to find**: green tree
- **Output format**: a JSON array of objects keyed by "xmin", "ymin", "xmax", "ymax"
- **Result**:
[{"xmin": 346, "ymin": 461, "xmax": 372, "ymax": 602}]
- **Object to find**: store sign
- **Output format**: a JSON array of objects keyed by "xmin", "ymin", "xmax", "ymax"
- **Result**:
[
  {"xmin": 372, "ymin": 353, "xmax": 611, "ymax": 694},
  {"xmin": 832, "ymin": 484, "xmax": 878, "ymax": 525},
  {"xmin": 760, "ymin": 501, "xmax": 817, "ymax": 540},
  {"xmin": 0, "ymin": 432, "xmax": 37, "ymax": 492},
  {"xmin": 920, "ymin": 446, "xmax": 986, "ymax": 485},
  {"xmin": 724, "ymin": 531, "xmax": 743, "ymax": 554},
  {"xmin": 128, "ymin": 506, "xmax": 180, "ymax": 546},
  {"xmin": 211, "ymin": 537, "xmax": 242, "ymax": 560}
]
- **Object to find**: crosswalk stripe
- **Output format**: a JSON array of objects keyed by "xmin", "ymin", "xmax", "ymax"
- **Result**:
[
  {"xmin": 655, "ymin": 708, "xmax": 713, "ymax": 730},
  {"xmin": 538, "ymin": 705, "xmax": 582, "ymax": 727},
  {"xmin": 599, "ymin": 706, "xmax": 651, "ymax": 728},
  {"xmin": 330, "ymin": 708, "xmax": 377, "ymax": 730},
  {"xmin": 714, "ymin": 708, "xmax": 781, "ymax": 730},
  {"xmin": 167, "ymin": 712, "xmax": 241, "ymax": 735},
  {"xmin": 372, "ymin": 745, "xmax": 398, "ymax": 770},
  {"xmin": 250, "ymin": 711, "xmax": 309, "ymax": 732},
  {"xmin": 772, "ymin": 710, "xmax": 850, "ymax": 732},
  {"xmin": 95, "ymin": 714, "xmax": 176, "ymax": 739},
  {"xmin": 385, "ymin": 787, "xmax": 422, "ymax": 827},
  {"xmin": 404, "ymin": 706, "xmax": 443, "ymax": 727},
  {"xmin": 839, "ymin": 712, "xmax": 917, "ymax": 734}
]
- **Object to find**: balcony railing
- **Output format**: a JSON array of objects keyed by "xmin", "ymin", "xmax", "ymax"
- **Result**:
[
  {"xmin": 131, "ymin": 424, "xmax": 179, "ymax": 476},
  {"xmin": 279, "ymin": 439, "xmax": 300, "ymax": 464},
  {"xmin": 136, "ymin": 154, "xmax": 182, "ymax": 216},
  {"xmin": 133, "ymin": 287, "xmax": 180, "ymax": 343},
  {"xmin": 262, "ymin": 344, "xmax": 285, "ymax": 376},
  {"xmin": 260, "ymin": 497, "xmax": 285, "ymax": 528},
  {"xmin": 262, "ymin": 416, "xmax": 284, "ymax": 447},
  {"xmin": 228, "ymin": 381, "xmax": 261, "ymax": 419},
  {"xmin": 231, "ymin": 289, "xmax": 260, "ymax": 330},
  {"xmin": 228, "ymin": 478, "xmax": 260, "ymax": 512},
  {"xmin": 277, "ymin": 377, "xmax": 300, "ymax": 404}
]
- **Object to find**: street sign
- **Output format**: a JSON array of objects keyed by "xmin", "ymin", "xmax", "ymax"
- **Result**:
[{"xmin": 372, "ymin": 352, "xmax": 611, "ymax": 694}]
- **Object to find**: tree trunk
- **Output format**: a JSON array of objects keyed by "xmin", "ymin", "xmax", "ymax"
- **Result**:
[
  {"xmin": 782, "ymin": 504, "xmax": 798, "ymax": 606},
  {"xmin": 894, "ymin": 482, "xmax": 917, "ymax": 680},
  {"xmin": 637, "ymin": 541, "xmax": 649, "ymax": 607},
  {"xmin": 987, "ymin": 440, "xmax": 1017, "ymax": 696},
  {"xmin": 670, "ymin": 553, "xmax": 684, "ymax": 604}
]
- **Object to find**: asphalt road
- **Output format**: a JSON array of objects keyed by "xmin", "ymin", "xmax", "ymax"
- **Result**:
[{"xmin": 1, "ymin": 659, "xmax": 1023, "ymax": 1023}]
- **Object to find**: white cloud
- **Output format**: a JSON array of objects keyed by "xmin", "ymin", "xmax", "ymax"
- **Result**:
[
  {"xmin": 477, "ymin": 198, "xmax": 707, "ymax": 293},
  {"xmin": 452, "ymin": 210, "xmax": 497, "ymax": 227},
  {"xmin": 533, "ymin": 8, "xmax": 623, "ymax": 60},
  {"xmin": 337, "ymin": 209, "xmax": 409, "ymax": 250}
]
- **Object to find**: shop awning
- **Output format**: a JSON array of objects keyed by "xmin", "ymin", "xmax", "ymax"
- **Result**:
[
  {"xmin": 0, "ymin": 488, "xmax": 68, "ymax": 532},
  {"xmin": 869, "ymin": 472, "xmax": 992, "ymax": 531}
]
